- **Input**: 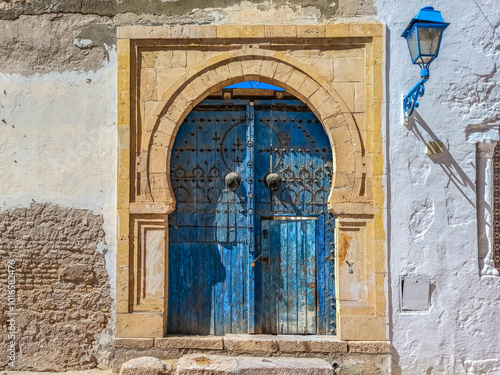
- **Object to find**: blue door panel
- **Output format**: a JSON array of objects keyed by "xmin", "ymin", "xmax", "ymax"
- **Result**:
[
  {"xmin": 261, "ymin": 219, "xmax": 317, "ymax": 334},
  {"xmin": 168, "ymin": 98, "xmax": 336, "ymax": 335}
]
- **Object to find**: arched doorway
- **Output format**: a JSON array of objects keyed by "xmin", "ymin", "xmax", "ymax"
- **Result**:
[{"xmin": 167, "ymin": 84, "xmax": 336, "ymax": 335}]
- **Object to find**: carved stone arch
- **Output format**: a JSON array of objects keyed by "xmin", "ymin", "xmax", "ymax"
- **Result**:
[
  {"xmin": 116, "ymin": 25, "xmax": 387, "ymax": 346},
  {"xmin": 146, "ymin": 54, "xmax": 366, "ymax": 213}
]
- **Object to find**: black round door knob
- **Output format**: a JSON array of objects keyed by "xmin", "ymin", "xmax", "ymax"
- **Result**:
[
  {"xmin": 265, "ymin": 173, "xmax": 282, "ymax": 192},
  {"xmin": 225, "ymin": 172, "xmax": 241, "ymax": 191}
]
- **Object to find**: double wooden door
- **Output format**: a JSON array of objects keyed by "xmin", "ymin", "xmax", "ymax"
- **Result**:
[{"xmin": 167, "ymin": 98, "xmax": 336, "ymax": 335}]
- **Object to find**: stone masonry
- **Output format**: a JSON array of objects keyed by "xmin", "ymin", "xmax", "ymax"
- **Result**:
[{"xmin": 0, "ymin": 204, "xmax": 112, "ymax": 371}]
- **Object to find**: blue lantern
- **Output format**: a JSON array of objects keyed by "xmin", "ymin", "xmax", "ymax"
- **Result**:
[{"xmin": 401, "ymin": 7, "xmax": 449, "ymax": 118}]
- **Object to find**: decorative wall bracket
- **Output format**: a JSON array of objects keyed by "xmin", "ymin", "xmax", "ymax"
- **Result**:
[{"xmin": 403, "ymin": 72, "xmax": 427, "ymax": 119}]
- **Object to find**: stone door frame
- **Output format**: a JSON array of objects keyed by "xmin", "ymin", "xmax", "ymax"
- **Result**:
[{"xmin": 115, "ymin": 24, "xmax": 387, "ymax": 342}]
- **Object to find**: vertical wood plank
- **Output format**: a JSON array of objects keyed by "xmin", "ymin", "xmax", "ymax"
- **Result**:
[
  {"xmin": 316, "ymin": 215, "xmax": 326, "ymax": 335},
  {"xmin": 287, "ymin": 220, "xmax": 298, "ymax": 334},
  {"xmin": 178, "ymin": 242, "xmax": 188, "ymax": 334},
  {"xmin": 209, "ymin": 243, "xmax": 216, "ymax": 335},
  {"xmin": 297, "ymin": 220, "xmax": 308, "ymax": 334},
  {"xmin": 278, "ymin": 221, "xmax": 288, "ymax": 334},
  {"xmin": 198, "ymin": 242, "xmax": 210, "ymax": 335},
  {"xmin": 188, "ymin": 242, "xmax": 195, "ymax": 334},
  {"xmin": 261, "ymin": 219, "xmax": 271, "ymax": 333},
  {"xmin": 215, "ymin": 243, "xmax": 224, "ymax": 336},
  {"xmin": 231, "ymin": 242, "xmax": 243, "ymax": 332},
  {"xmin": 193, "ymin": 243, "xmax": 200, "ymax": 335},
  {"xmin": 306, "ymin": 219, "xmax": 317, "ymax": 334},
  {"xmin": 270, "ymin": 220, "xmax": 280, "ymax": 334},
  {"xmin": 223, "ymin": 242, "xmax": 232, "ymax": 334}
]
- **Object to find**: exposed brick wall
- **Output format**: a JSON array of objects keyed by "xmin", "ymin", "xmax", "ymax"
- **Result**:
[{"xmin": 0, "ymin": 203, "xmax": 112, "ymax": 371}]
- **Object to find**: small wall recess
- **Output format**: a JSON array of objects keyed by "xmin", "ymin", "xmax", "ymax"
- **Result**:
[{"xmin": 401, "ymin": 274, "xmax": 430, "ymax": 311}]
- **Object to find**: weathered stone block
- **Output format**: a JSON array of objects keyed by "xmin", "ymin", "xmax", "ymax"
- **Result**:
[
  {"xmin": 155, "ymin": 336, "xmax": 223, "ymax": 350},
  {"xmin": 119, "ymin": 356, "xmax": 172, "ymax": 375},
  {"xmin": 354, "ymin": 82, "xmax": 366, "ymax": 112},
  {"xmin": 334, "ymin": 58, "xmax": 365, "ymax": 82},
  {"xmin": 182, "ymin": 26, "xmax": 217, "ymax": 39},
  {"xmin": 177, "ymin": 355, "xmax": 238, "ymax": 375},
  {"xmin": 326, "ymin": 24, "xmax": 350, "ymax": 38},
  {"xmin": 273, "ymin": 62, "xmax": 295, "ymax": 84},
  {"xmin": 116, "ymin": 313, "xmax": 164, "ymax": 338},
  {"xmin": 350, "ymin": 23, "xmax": 384, "ymax": 37},
  {"xmin": 339, "ymin": 316, "xmax": 387, "ymax": 341},
  {"xmin": 114, "ymin": 338, "xmax": 155, "ymax": 349},
  {"xmin": 223, "ymin": 334, "xmax": 278, "ymax": 353},
  {"xmin": 242, "ymin": 59, "xmax": 263, "ymax": 80},
  {"xmin": 240, "ymin": 25, "xmax": 266, "ymax": 38},
  {"xmin": 217, "ymin": 25, "xmax": 240, "ymax": 38},
  {"xmin": 238, "ymin": 356, "xmax": 333, "ymax": 375},
  {"xmin": 259, "ymin": 60, "xmax": 279, "ymax": 81},
  {"xmin": 285, "ymin": 69, "xmax": 307, "ymax": 92},
  {"xmin": 299, "ymin": 78, "xmax": 320, "ymax": 99},
  {"xmin": 297, "ymin": 25, "xmax": 326, "ymax": 38},
  {"xmin": 177, "ymin": 355, "xmax": 333, "ymax": 375},
  {"xmin": 265, "ymin": 25, "xmax": 297, "ymax": 38},
  {"xmin": 332, "ymin": 82, "xmax": 355, "ymax": 112},
  {"xmin": 277, "ymin": 335, "xmax": 348, "ymax": 354}
]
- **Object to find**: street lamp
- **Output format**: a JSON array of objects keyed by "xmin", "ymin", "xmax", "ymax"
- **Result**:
[{"xmin": 401, "ymin": 6, "xmax": 449, "ymax": 118}]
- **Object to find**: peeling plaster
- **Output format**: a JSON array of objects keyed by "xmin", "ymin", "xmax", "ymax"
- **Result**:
[{"xmin": 0, "ymin": 0, "xmax": 376, "ymax": 21}]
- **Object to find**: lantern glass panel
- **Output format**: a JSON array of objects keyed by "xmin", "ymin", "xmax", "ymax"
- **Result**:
[
  {"xmin": 406, "ymin": 26, "xmax": 420, "ymax": 63},
  {"xmin": 417, "ymin": 26, "xmax": 443, "ymax": 62}
]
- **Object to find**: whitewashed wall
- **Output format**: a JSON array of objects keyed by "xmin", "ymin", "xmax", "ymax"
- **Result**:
[{"xmin": 376, "ymin": 0, "xmax": 500, "ymax": 373}]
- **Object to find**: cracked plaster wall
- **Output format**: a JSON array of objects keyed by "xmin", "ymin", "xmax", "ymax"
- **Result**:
[{"xmin": 0, "ymin": 0, "xmax": 499, "ymax": 373}]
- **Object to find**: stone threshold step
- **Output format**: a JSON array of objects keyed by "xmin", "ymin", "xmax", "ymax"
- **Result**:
[
  {"xmin": 114, "ymin": 334, "xmax": 390, "ymax": 354},
  {"xmin": 177, "ymin": 354, "xmax": 333, "ymax": 374}
]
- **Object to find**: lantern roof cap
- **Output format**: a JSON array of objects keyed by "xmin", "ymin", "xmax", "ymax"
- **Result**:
[{"xmin": 401, "ymin": 6, "xmax": 449, "ymax": 38}]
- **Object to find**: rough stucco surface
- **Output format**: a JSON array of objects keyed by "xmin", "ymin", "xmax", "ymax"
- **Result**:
[
  {"xmin": 376, "ymin": 0, "xmax": 500, "ymax": 374},
  {"xmin": 0, "ymin": 0, "xmax": 375, "ymax": 74},
  {"xmin": 0, "ymin": 204, "xmax": 112, "ymax": 371},
  {"xmin": 0, "ymin": 0, "xmax": 375, "ymax": 20},
  {"xmin": 0, "ymin": 15, "xmax": 114, "ymax": 74}
]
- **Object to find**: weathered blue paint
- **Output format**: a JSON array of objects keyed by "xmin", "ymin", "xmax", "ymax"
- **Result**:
[
  {"xmin": 167, "ymin": 98, "xmax": 336, "ymax": 335},
  {"xmin": 261, "ymin": 218, "xmax": 317, "ymax": 334}
]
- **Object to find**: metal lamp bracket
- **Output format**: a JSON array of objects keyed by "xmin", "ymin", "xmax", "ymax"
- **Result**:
[{"xmin": 403, "ymin": 69, "xmax": 429, "ymax": 119}]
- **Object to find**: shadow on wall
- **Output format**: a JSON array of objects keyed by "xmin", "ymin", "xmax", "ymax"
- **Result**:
[{"xmin": 406, "ymin": 111, "xmax": 479, "ymax": 210}]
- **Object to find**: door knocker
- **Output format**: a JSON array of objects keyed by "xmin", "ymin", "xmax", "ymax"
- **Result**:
[
  {"xmin": 225, "ymin": 172, "xmax": 241, "ymax": 191},
  {"xmin": 264, "ymin": 172, "xmax": 282, "ymax": 192}
]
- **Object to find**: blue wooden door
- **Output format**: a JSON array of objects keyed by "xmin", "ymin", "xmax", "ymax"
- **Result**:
[{"xmin": 167, "ymin": 98, "xmax": 335, "ymax": 335}]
